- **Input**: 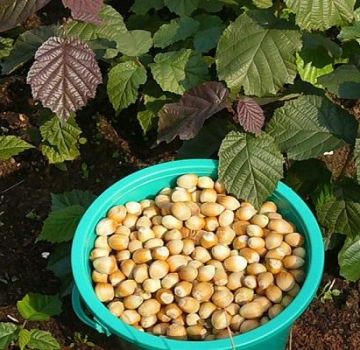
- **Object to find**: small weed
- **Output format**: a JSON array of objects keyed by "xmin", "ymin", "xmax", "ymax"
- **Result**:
[
  {"xmin": 81, "ymin": 162, "xmax": 89, "ymax": 179},
  {"xmin": 318, "ymin": 279, "xmax": 341, "ymax": 303},
  {"xmin": 25, "ymin": 209, "xmax": 41, "ymax": 221},
  {"xmin": 0, "ymin": 293, "xmax": 62, "ymax": 349},
  {"xmin": 112, "ymin": 150, "xmax": 120, "ymax": 159},
  {"xmin": 69, "ymin": 332, "xmax": 96, "ymax": 348},
  {"xmin": 54, "ymin": 163, "xmax": 68, "ymax": 172}
]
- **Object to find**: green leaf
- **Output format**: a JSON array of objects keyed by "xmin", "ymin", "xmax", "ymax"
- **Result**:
[
  {"xmin": 178, "ymin": 118, "xmax": 232, "ymax": 159},
  {"xmin": 40, "ymin": 117, "xmax": 81, "ymax": 164},
  {"xmin": 285, "ymin": 0, "xmax": 356, "ymax": 31},
  {"xmin": 342, "ymin": 41, "xmax": 360, "ymax": 69},
  {"xmin": 355, "ymin": 139, "xmax": 360, "ymax": 184},
  {"xmin": 38, "ymin": 205, "xmax": 84, "ymax": 242},
  {"xmin": 137, "ymin": 110, "xmax": 156, "ymax": 135},
  {"xmin": 0, "ymin": 136, "xmax": 34, "ymax": 160},
  {"xmin": 164, "ymin": 0, "xmax": 200, "ymax": 15},
  {"xmin": 150, "ymin": 49, "xmax": 209, "ymax": 94},
  {"xmin": 252, "ymin": 0, "xmax": 273, "ymax": 8},
  {"xmin": 266, "ymin": 95, "xmax": 357, "ymax": 160},
  {"xmin": 0, "ymin": 36, "xmax": 13, "ymax": 60},
  {"xmin": 216, "ymin": 13, "xmax": 302, "ymax": 96},
  {"xmin": 137, "ymin": 106, "xmax": 160, "ymax": 135},
  {"xmin": 218, "ymin": 131, "xmax": 283, "ymax": 208},
  {"xmin": 339, "ymin": 234, "xmax": 360, "ymax": 281},
  {"xmin": 194, "ymin": 15, "xmax": 225, "ymax": 53},
  {"xmin": 131, "ymin": 0, "xmax": 165, "ymax": 14},
  {"xmin": 251, "ymin": 92, "xmax": 302, "ymax": 105},
  {"xmin": 126, "ymin": 13, "xmax": 166, "ymax": 34},
  {"xmin": 17, "ymin": 294, "xmax": 62, "ymax": 321},
  {"xmin": 198, "ymin": 0, "xmax": 224, "ymax": 12},
  {"xmin": 296, "ymin": 33, "xmax": 342, "ymax": 87},
  {"xmin": 27, "ymin": 329, "xmax": 60, "ymax": 350},
  {"xmin": 285, "ymin": 159, "xmax": 331, "ymax": 197},
  {"xmin": 316, "ymin": 180, "xmax": 360, "ymax": 237},
  {"xmin": 296, "ymin": 53, "xmax": 333, "ymax": 87},
  {"xmin": 324, "ymin": 231, "xmax": 344, "ymax": 251},
  {"xmin": 41, "ymin": 145, "xmax": 72, "ymax": 164},
  {"xmin": 287, "ymin": 80, "xmax": 324, "ymax": 96},
  {"xmin": 1, "ymin": 25, "xmax": 58, "ymax": 75},
  {"xmin": 0, "ymin": 0, "xmax": 51, "ymax": 33},
  {"xmin": 218, "ymin": 0, "xmax": 239, "ymax": 4},
  {"xmin": 116, "ymin": 30, "xmax": 153, "ymax": 56},
  {"xmin": 144, "ymin": 94, "xmax": 169, "ymax": 109},
  {"xmin": 338, "ymin": 21, "xmax": 360, "ymax": 43},
  {"xmin": 40, "ymin": 117, "xmax": 81, "ymax": 152},
  {"xmin": 63, "ymin": 5, "xmax": 127, "ymax": 59},
  {"xmin": 153, "ymin": 17, "xmax": 199, "ymax": 49},
  {"xmin": 64, "ymin": 5, "xmax": 127, "ymax": 44},
  {"xmin": 47, "ymin": 243, "xmax": 72, "ymax": 297},
  {"xmin": 318, "ymin": 65, "xmax": 360, "ymax": 99},
  {"xmin": 137, "ymin": 95, "xmax": 169, "ymax": 134},
  {"xmin": 107, "ymin": 60, "xmax": 147, "ymax": 112},
  {"xmin": 18, "ymin": 329, "xmax": 31, "ymax": 350},
  {"xmin": 0, "ymin": 323, "xmax": 18, "ymax": 350},
  {"xmin": 355, "ymin": 6, "xmax": 360, "ymax": 21},
  {"xmin": 51, "ymin": 190, "xmax": 96, "ymax": 211},
  {"xmin": 87, "ymin": 38, "xmax": 117, "ymax": 59},
  {"xmin": 301, "ymin": 33, "xmax": 343, "ymax": 58}
]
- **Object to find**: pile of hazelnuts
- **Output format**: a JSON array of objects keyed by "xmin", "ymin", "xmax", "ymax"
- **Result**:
[{"xmin": 90, "ymin": 174, "xmax": 306, "ymax": 340}]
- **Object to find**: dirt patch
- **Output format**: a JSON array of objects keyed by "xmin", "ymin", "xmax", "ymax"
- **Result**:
[{"xmin": 293, "ymin": 275, "xmax": 360, "ymax": 350}]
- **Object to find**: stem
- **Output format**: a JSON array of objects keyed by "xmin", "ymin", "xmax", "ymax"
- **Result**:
[
  {"xmin": 275, "ymin": 0, "xmax": 282, "ymax": 18},
  {"xmin": 329, "ymin": 278, "xmax": 336, "ymax": 291},
  {"xmin": 338, "ymin": 147, "xmax": 354, "ymax": 179},
  {"xmin": 288, "ymin": 327, "xmax": 293, "ymax": 350},
  {"xmin": 224, "ymin": 308, "xmax": 235, "ymax": 350},
  {"xmin": 226, "ymin": 323, "xmax": 235, "ymax": 350},
  {"xmin": 135, "ymin": 57, "xmax": 141, "ymax": 65},
  {"xmin": 0, "ymin": 179, "xmax": 25, "ymax": 195},
  {"xmin": 96, "ymin": 115, "xmax": 147, "ymax": 167},
  {"xmin": 317, "ymin": 280, "xmax": 330, "ymax": 299}
]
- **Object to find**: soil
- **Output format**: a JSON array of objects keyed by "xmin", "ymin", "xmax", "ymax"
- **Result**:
[
  {"xmin": 1, "ymin": 2, "xmax": 360, "ymax": 349},
  {"xmin": 293, "ymin": 274, "xmax": 360, "ymax": 350}
]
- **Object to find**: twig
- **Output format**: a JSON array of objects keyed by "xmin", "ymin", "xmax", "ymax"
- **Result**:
[
  {"xmin": 0, "ymin": 179, "xmax": 24, "ymax": 194},
  {"xmin": 226, "ymin": 323, "xmax": 235, "ymax": 350},
  {"xmin": 7, "ymin": 315, "xmax": 19, "ymax": 323},
  {"xmin": 97, "ymin": 116, "xmax": 147, "ymax": 168},
  {"xmin": 288, "ymin": 327, "xmax": 293, "ymax": 350},
  {"xmin": 329, "ymin": 278, "xmax": 336, "ymax": 291},
  {"xmin": 224, "ymin": 308, "xmax": 235, "ymax": 350}
]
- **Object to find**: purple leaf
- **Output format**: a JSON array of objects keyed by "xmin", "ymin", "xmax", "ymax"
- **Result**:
[
  {"xmin": 27, "ymin": 36, "xmax": 102, "ymax": 122},
  {"xmin": 0, "ymin": 0, "xmax": 51, "ymax": 33},
  {"xmin": 158, "ymin": 81, "xmax": 229, "ymax": 143},
  {"xmin": 235, "ymin": 98, "xmax": 265, "ymax": 134},
  {"xmin": 62, "ymin": 0, "xmax": 103, "ymax": 25}
]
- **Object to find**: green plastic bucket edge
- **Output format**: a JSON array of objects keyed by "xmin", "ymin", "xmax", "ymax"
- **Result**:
[{"xmin": 71, "ymin": 159, "xmax": 324, "ymax": 350}]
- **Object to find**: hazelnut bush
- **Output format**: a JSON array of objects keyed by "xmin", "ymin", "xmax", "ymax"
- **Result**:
[{"xmin": 90, "ymin": 174, "xmax": 306, "ymax": 340}]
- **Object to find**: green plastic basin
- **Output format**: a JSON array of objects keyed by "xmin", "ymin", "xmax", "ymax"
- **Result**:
[{"xmin": 71, "ymin": 159, "xmax": 324, "ymax": 350}]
